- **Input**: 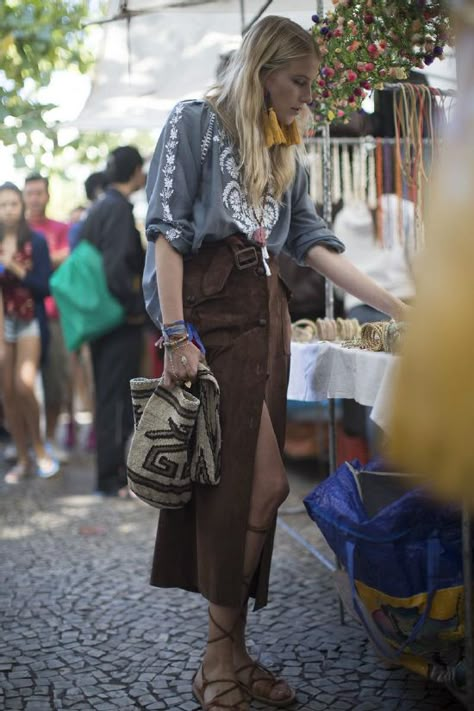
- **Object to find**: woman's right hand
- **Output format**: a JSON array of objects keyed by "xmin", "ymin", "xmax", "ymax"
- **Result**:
[{"xmin": 162, "ymin": 339, "xmax": 205, "ymax": 389}]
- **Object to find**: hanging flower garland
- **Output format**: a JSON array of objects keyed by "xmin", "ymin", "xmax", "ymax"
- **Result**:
[{"xmin": 310, "ymin": 0, "xmax": 453, "ymax": 126}]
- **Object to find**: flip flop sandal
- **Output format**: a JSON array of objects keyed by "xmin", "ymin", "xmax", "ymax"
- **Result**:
[{"xmin": 236, "ymin": 660, "xmax": 296, "ymax": 708}]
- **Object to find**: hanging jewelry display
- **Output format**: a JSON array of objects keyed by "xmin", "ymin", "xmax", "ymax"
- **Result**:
[
  {"xmin": 367, "ymin": 147, "xmax": 377, "ymax": 211},
  {"xmin": 360, "ymin": 141, "xmax": 368, "ymax": 206},
  {"xmin": 331, "ymin": 144, "xmax": 342, "ymax": 205},
  {"xmin": 309, "ymin": 144, "xmax": 322, "ymax": 205},
  {"xmin": 393, "ymin": 83, "xmax": 437, "ymax": 251},
  {"xmin": 394, "ymin": 138, "xmax": 404, "ymax": 244},
  {"xmin": 341, "ymin": 145, "xmax": 354, "ymax": 205},
  {"xmin": 375, "ymin": 138, "xmax": 384, "ymax": 244},
  {"xmin": 352, "ymin": 144, "xmax": 362, "ymax": 203}
]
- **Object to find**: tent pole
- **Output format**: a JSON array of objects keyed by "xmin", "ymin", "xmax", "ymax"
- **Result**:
[{"xmin": 240, "ymin": 0, "xmax": 245, "ymax": 34}]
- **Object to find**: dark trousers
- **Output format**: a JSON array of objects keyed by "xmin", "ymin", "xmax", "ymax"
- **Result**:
[{"xmin": 90, "ymin": 323, "xmax": 143, "ymax": 493}]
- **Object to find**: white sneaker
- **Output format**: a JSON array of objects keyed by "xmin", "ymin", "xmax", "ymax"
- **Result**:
[
  {"xmin": 3, "ymin": 443, "xmax": 17, "ymax": 463},
  {"xmin": 45, "ymin": 441, "xmax": 70, "ymax": 464}
]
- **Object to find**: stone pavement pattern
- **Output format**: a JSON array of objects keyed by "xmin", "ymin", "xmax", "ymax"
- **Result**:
[{"xmin": 0, "ymin": 447, "xmax": 465, "ymax": 711}]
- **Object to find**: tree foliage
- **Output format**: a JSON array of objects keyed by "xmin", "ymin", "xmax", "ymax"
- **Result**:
[
  {"xmin": 0, "ymin": 0, "xmax": 121, "ymax": 178},
  {"xmin": 0, "ymin": 0, "xmax": 91, "ymax": 137}
]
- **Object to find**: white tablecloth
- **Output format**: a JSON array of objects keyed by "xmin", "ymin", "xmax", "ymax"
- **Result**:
[{"xmin": 288, "ymin": 341, "xmax": 398, "ymax": 432}]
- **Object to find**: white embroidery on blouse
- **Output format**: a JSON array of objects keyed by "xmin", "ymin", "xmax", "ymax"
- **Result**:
[
  {"xmin": 160, "ymin": 103, "xmax": 185, "ymax": 241},
  {"xmin": 218, "ymin": 130, "xmax": 280, "ymax": 238},
  {"xmin": 201, "ymin": 112, "xmax": 216, "ymax": 164}
]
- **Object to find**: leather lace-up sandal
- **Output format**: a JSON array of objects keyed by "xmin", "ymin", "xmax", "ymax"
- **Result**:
[
  {"xmin": 235, "ymin": 660, "xmax": 296, "ymax": 708},
  {"xmin": 192, "ymin": 609, "xmax": 249, "ymax": 711},
  {"xmin": 192, "ymin": 667, "xmax": 249, "ymax": 711}
]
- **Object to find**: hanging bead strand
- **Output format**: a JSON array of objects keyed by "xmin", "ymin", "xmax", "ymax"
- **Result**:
[{"xmin": 332, "ymin": 144, "xmax": 342, "ymax": 205}]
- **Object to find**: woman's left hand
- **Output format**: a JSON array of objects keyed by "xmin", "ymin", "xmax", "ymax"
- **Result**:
[{"xmin": 163, "ymin": 339, "xmax": 205, "ymax": 389}]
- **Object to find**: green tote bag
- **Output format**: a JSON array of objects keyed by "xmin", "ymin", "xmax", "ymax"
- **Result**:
[{"xmin": 50, "ymin": 240, "xmax": 125, "ymax": 352}]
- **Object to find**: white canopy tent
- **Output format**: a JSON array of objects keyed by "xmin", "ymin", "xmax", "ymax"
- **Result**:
[
  {"xmin": 73, "ymin": 0, "xmax": 456, "ymax": 133},
  {"xmin": 73, "ymin": 0, "xmax": 334, "ymax": 132}
]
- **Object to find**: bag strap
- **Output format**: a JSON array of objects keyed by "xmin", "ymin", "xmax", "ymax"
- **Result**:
[{"xmin": 345, "ymin": 537, "xmax": 440, "ymax": 660}]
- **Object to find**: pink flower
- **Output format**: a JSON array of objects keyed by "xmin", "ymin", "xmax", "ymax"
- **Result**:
[
  {"xmin": 348, "ymin": 40, "xmax": 361, "ymax": 51},
  {"xmin": 368, "ymin": 44, "xmax": 379, "ymax": 56},
  {"xmin": 347, "ymin": 70, "xmax": 358, "ymax": 82},
  {"xmin": 337, "ymin": 109, "xmax": 345, "ymax": 118},
  {"xmin": 365, "ymin": 62, "xmax": 375, "ymax": 71}
]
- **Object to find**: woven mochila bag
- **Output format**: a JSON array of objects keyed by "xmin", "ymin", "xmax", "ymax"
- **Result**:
[{"xmin": 127, "ymin": 364, "xmax": 221, "ymax": 509}]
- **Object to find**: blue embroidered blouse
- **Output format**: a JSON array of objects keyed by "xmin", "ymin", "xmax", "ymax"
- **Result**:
[{"xmin": 143, "ymin": 99, "xmax": 344, "ymax": 325}]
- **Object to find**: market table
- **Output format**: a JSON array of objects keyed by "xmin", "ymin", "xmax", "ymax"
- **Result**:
[{"xmin": 288, "ymin": 340, "xmax": 396, "ymax": 432}]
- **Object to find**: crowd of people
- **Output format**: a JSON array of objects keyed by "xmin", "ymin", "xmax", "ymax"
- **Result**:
[{"xmin": 0, "ymin": 146, "xmax": 155, "ymax": 497}]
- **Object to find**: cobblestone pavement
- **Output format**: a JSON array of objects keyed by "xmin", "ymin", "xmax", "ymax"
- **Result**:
[{"xmin": 0, "ymin": 439, "xmax": 466, "ymax": 711}]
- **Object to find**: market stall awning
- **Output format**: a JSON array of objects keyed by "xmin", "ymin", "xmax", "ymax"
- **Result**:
[
  {"xmin": 73, "ymin": 0, "xmax": 456, "ymax": 133},
  {"xmin": 72, "ymin": 0, "xmax": 331, "ymax": 132}
]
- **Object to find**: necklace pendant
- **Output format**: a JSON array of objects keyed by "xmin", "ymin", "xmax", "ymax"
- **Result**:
[{"xmin": 251, "ymin": 226, "xmax": 267, "ymax": 247}]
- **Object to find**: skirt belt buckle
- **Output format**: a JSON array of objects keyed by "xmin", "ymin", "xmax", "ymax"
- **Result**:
[{"xmin": 233, "ymin": 246, "xmax": 258, "ymax": 270}]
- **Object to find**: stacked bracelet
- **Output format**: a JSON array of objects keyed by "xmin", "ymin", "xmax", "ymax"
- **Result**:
[
  {"xmin": 159, "ymin": 319, "xmax": 206, "ymax": 356},
  {"xmin": 163, "ymin": 335, "xmax": 189, "ymax": 350},
  {"xmin": 162, "ymin": 320, "xmax": 187, "ymax": 340}
]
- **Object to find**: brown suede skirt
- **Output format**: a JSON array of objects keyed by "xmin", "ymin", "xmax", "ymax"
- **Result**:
[{"xmin": 150, "ymin": 234, "xmax": 291, "ymax": 610}]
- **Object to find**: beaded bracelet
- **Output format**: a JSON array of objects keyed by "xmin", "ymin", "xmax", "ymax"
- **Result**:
[{"xmin": 159, "ymin": 320, "xmax": 206, "ymax": 356}]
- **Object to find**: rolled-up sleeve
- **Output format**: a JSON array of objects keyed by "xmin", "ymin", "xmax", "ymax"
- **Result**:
[
  {"xmin": 145, "ymin": 101, "xmax": 202, "ymax": 254},
  {"xmin": 285, "ymin": 161, "xmax": 345, "ymax": 264}
]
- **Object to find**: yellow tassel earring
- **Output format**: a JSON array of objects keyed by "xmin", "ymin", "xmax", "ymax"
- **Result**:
[
  {"xmin": 263, "ymin": 107, "xmax": 287, "ymax": 148},
  {"xmin": 283, "ymin": 120, "xmax": 302, "ymax": 146}
]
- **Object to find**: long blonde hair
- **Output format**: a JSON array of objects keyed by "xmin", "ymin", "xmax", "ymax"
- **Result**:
[{"xmin": 205, "ymin": 16, "xmax": 319, "ymax": 207}]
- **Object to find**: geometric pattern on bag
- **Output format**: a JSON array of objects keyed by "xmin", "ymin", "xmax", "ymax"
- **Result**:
[
  {"xmin": 127, "ymin": 364, "xmax": 222, "ymax": 509},
  {"xmin": 127, "ymin": 379, "xmax": 199, "ymax": 509}
]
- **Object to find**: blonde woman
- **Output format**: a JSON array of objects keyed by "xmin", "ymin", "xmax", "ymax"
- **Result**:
[{"xmin": 143, "ymin": 16, "xmax": 408, "ymax": 710}]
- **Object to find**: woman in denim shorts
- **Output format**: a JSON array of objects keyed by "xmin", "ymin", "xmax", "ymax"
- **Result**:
[{"xmin": 0, "ymin": 182, "xmax": 59, "ymax": 483}]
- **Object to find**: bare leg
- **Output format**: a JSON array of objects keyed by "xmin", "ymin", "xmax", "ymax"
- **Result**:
[
  {"xmin": 194, "ymin": 403, "xmax": 292, "ymax": 708},
  {"xmin": 194, "ymin": 604, "xmax": 247, "ymax": 709},
  {"xmin": 14, "ymin": 335, "xmax": 49, "ymax": 461},
  {"xmin": 2, "ymin": 342, "xmax": 30, "ymax": 467},
  {"xmin": 233, "ymin": 402, "xmax": 294, "ymax": 705}
]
